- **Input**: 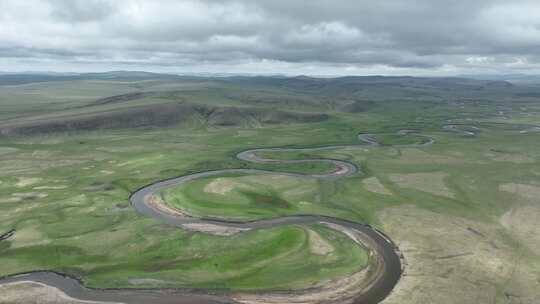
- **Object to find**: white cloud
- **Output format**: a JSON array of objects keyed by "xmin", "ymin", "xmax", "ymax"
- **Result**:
[
  {"xmin": 477, "ymin": 2, "xmax": 540, "ymax": 46},
  {"xmin": 284, "ymin": 21, "xmax": 364, "ymax": 47}
]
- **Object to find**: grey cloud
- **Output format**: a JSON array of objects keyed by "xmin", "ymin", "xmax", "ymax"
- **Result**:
[
  {"xmin": 48, "ymin": 0, "xmax": 113, "ymax": 22},
  {"xmin": 0, "ymin": 0, "xmax": 539, "ymax": 74}
]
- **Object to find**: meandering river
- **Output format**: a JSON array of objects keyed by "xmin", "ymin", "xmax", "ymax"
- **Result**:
[{"xmin": 0, "ymin": 132, "xmax": 430, "ymax": 303}]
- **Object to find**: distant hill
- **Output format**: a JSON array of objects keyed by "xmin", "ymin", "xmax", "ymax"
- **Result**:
[
  {"xmin": 2, "ymin": 72, "xmax": 539, "ymax": 136},
  {"xmin": 0, "ymin": 102, "xmax": 328, "ymax": 136},
  {"xmin": 459, "ymin": 74, "xmax": 540, "ymax": 84},
  {"xmin": 0, "ymin": 71, "xmax": 182, "ymax": 85},
  {"xmin": 0, "ymin": 71, "xmax": 515, "ymax": 88}
]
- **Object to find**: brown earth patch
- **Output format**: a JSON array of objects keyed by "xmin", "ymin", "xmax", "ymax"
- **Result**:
[
  {"xmin": 0, "ymin": 281, "xmax": 118, "ymax": 304},
  {"xmin": 181, "ymin": 223, "xmax": 250, "ymax": 236},
  {"xmin": 146, "ymin": 194, "xmax": 190, "ymax": 218}
]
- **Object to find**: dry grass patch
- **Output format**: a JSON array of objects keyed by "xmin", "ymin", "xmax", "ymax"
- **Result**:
[
  {"xmin": 487, "ymin": 153, "xmax": 535, "ymax": 164},
  {"xmin": 392, "ymin": 149, "xmax": 466, "ymax": 165},
  {"xmin": 389, "ymin": 172, "xmax": 455, "ymax": 198},
  {"xmin": 0, "ymin": 159, "xmax": 86, "ymax": 176},
  {"xmin": 499, "ymin": 183, "xmax": 540, "ymax": 255},
  {"xmin": 0, "ymin": 147, "xmax": 19, "ymax": 155},
  {"xmin": 500, "ymin": 206, "xmax": 540, "ymax": 255},
  {"xmin": 203, "ymin": 177, "xmax": 245, "ymax": 195},
  {"xmin": 0, "ymin": 197, "xmax": 21, "ymax": 204},
  {"xmin": 127, "ymin": 278, "xmax": 175, "ymax": 286},
  {"xmin": 283, "ymin": 184, "xmax": 316, "ymax": 196},
  {"xmin": 236, "ymin": 130, "xmax": 258, "ymax": 137},
  {"xmin": 308, "ymin": 229, "xmax": 334, "ymax": 255},
  {"xmin": 499, "ymin": 183, "xmax": 540, "ymax": 201},
  {"xmin": 379, "ymin": 205, "xmax": 540, "ymax": 304},
  {"xmin": 203, "ymin": 174, "xmax": 297, "ymax": 195},
  {"xmin": 10, "ymin": 226, "xmax": 50, "ymax": 248},
  {"xmin": 13, "ymin": 192, "xmax": 48, "ymax": 200},
  {"xmin": 362, "ymin": 177, "xmax": 392, "ymax": 195},
  {"xmin": 33, "ymin": 185, "xmax": 68, "ymax": 190},
  {"xmin": 16, "ymin": 177, "xmax": 41, "ymax": 188},
  {"xmin": 247, "ymin": 174, "xmax": 299, "ymax": 188},
  {"xmin": 0, "ymin": 192, "xmax": 49, "ymax": 203}
]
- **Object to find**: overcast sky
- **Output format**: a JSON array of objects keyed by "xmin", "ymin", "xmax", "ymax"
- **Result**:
[{"xmin": 1, "ymin": 0, "xmax": 539, "ymax": 75}]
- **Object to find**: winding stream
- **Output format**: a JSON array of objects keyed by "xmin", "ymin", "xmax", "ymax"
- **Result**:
[{"xmin": 0, "ymin": 132, "xmax": 433, "ymax": 304}]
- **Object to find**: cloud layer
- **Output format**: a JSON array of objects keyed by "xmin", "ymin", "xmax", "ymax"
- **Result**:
[{"xmin": 1, "ymin": 0, "xmax": 539, "ymax": 75}]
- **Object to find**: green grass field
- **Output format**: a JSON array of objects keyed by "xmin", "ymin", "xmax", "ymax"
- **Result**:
[
  {"xmin": 162, "ymin": 173, "xmax": 347, "ymax": 221},
  {"xmin": 0, "ymin": 124, "xmax": 373, "ymax": 290}
]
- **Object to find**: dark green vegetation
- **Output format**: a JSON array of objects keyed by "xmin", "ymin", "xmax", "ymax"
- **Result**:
[{"xmin": 1, "ymin": 73, "xmax": 540, "ymax": 301}]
